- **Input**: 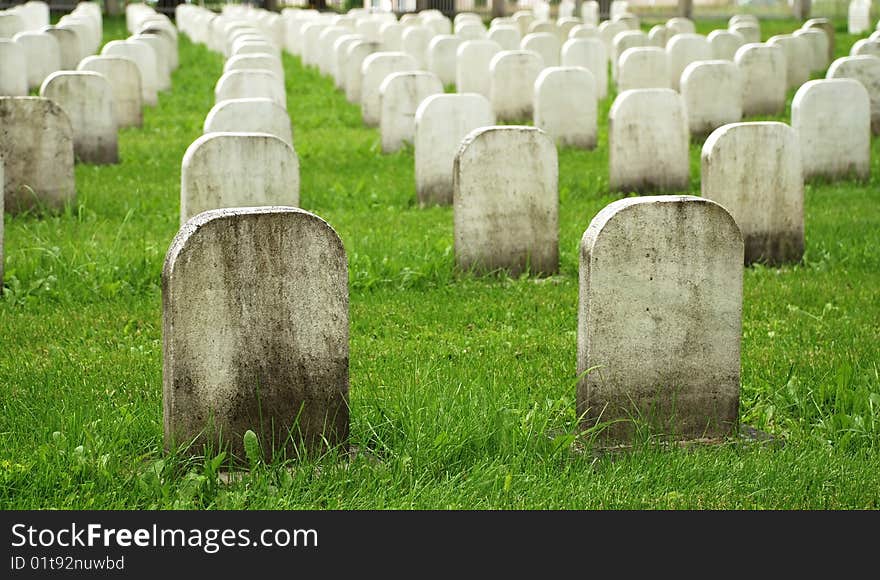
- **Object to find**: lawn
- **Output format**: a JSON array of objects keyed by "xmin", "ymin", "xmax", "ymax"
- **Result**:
[{"xmin": 1, "ymin": 14, "xmax": 878, "ymax": 509}]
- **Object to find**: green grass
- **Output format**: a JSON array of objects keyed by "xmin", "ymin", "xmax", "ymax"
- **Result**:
[{"xmin": 1, "ymin": 16, "xmax": 878, "ymax": 509}]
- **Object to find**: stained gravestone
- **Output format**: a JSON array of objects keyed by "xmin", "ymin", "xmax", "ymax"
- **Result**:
[
  {"xmin": 344, "ymin": 40, "xmax": 380, "ymax": 104},
  {"xmin": 681, "ymin": 60, "xmax": 742, "ymax": 135},
  {"xmin": 827, "ymin": 55, "xmax": 880, "ymax": 134},
  {"xmin": 0, "ymin": 12, "xmax": 25, "ymax": 39},
  {"xmin": 561, "ymin": 37, "xmax": 608, "ymax": 98},
  {"xmin": 793, "ymin": 28, "xmax": 829, "ymax": 73},
  {"xmin": 0, "ymin": 40, "xmax": 27, "ymax": 96},
  {"xmin": 0, "ymin": 97, "xmax": 75, "ymax": 213},
  {"xmin": 102, "ymin": 39, "xmax": 158, "ymax": 107},
  {"xmin": 611, "ymin": 29, "xmax": 648, "ymax": 80},
  {"xmin": 39, "ymin": 71, "xmax": 118, "ymax": 165},
  {"xmin": 454, "ymin": 126, "xmax": 558, "ymax": 276},
  {"xmin": 42, "ymin": 26, "xmax": 81, "ymax": 70},
  {"xmin": 427, "ymin": 34, "xmax": 461, "ymax": 86},
  {"xmin": 598, "ymin": 19, "xmax": 627, "ymax": 53},
  {"xmin": 456, "ymin": 39, "xmax": 503, "ymax": 99},
  {"xmin": 534, "ymin": 66, "xmax": 597, "ymax": 149},
  {"xmin": 617, "ymin": 47, "xmax": 669, "ymax": 91},
  {"xmin": 577, "ymin": 195, "xmax": 743, "ymax": 442},
  {"xmin": 609, "ymin": 89, "xmax": 689, "ymax": 192},
  {"xmin": 401, "ymin": 25, "xmax": 433, "ymax": 69},
  {"xmin": 792, "ymin": 79, "xmax": 870, "ymax": 180},
  {"xmin": 666, "ymin": 33, "xmax": 712, "ymax": 91},
  {"xmin": 851, "ymin": 38, "xmax": 880, "ymax": 59},
  {"xmin": 162, "ymin": 206, "xmax": 348, "ymax": 461},
  {"xmin": 803, "ymin": 18, "xmax": 835, "ymax": 62},
  {"xmin": 735, "ymin": 43, "xmax": 786, "ymax": 116},
  {"xmin": 180, "ymin": 132, "xmax": 299, "ymax": 224},
  {"xmin": 707, "ymin": 29, "xmax": 745, "ymax": 61},
  {"xmin": 204, "ymin": 98, "xmax": 293, "ymax": 146},
  {"xmin": 214, "ymin": 69, "xmax": 285, "ymax": 109},
  {"xmin": 360, "ymin": 51, "xmax": 418, "ymax": 127},
  {"xmin": 379, "ymin": 21, "xmax": 403, "ymax": 51},
  {"xmin": 378, "ymin": 71, "xmax": 443, "ymax": 153},
  {"xmin": 414, "ymin": 93, "xmax": 495, "ymax": 205},
  {"xmin": 12, "ymin": 31, "xmax": 60, "ymax": 91},
  {"xmin": 131, "ymin": 33, "xmax": 171, "ymax": 91},
  {"xmin": 767, "ymin": 34, "xmax": 810, "ymax": 90},
  {"xmin": 78, "ymin": 56, "xmax": 143, "ymax": 129},
  {"xmin": 490, "ymin": 50, "xmax": 544, "ymax": 122},
  {"xmin": 701, "ymin": 122, "xmax": 803, "ymax": 265},
  {"xmin": 521, "ymin": 31, "xmax": 560, "ymax": 67}
]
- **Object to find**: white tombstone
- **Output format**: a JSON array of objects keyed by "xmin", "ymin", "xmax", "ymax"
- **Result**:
[
  {"xmin": 131, "ymin": 33, "xmax": 171, "ymax": 91},
  {"xmin": 42, "ymin": 26, "xmax": 81, "ymax": 70},
  {"xmin": 529, "ymin": 20, "xmax": 557, "ymax": 37},
  {"xmin": 792, "ymin": 79, "xmax": 871, "ymax": 181},
  {"xmin": 454, "ymin": 126, "xmax": 558, "ymax": 276},
  {"xmin": 617, "ymin": 47, "xmax": 669, "ymax": 91},
  {"xmin": 848, "ymin": 0, "xmax": 871, "ymax": 34},
  {"xmin": 163, "ymin": 206, "xmax": 349, "ymax": 461},
  {"xmin": 204, "ymin": 98, "xmax": 293, "ymax": 146},
  {"xmin": 577, "ymin": 195, "xmax": 743, "ymax": 442},
  {"xmin": 804, "ymin": 18, "xmax": 835, "ymax": 62},
  {"xmin": 39, "ymin": 71, "xmax": 117, "ymax": 165},
  {"xmin": 0, "ymin": 12, "xmax": 25, "ymax": 39},
  {"xmin": 702, "ymin": 122, "xmax": 803, "ymax": 265},
  {"xmin": 729, "ymin": 22, "xmax": 760, "ymax": 45},
  {"xmin": 666, "ymin": 16, "xmax": 696, "ymax": 38},
  {"xmin": 609, "ymin": 89, "xmax": 689, "ymax": 192},
  {"xmin": 534, "ymin": 66, "xmax": 597, "ymax": 149},
  {"xmin": 180, "ymin": 132, "xmax": 299, "ymax": 224},
  {"xmin": 611, "ymin": 29, "xmax": 648, "ymax": 80},
  {"xmin": 513, "ymin": 10, "xmax": 535, "ymax": 36},
  {"xmin": 735, "ymin": 43, "xmax": 787, "ymax": 116},
  {"xmin": 793, "ymin": 28, "xmax": 829, "ymax": 73},
  {"xmin": 224, "ymin": 53, "xmax": 285, "ymax": 84},
  {"xmin": 457, "ymin": 22, "xmax": 487, "ymax": 41},
  {"xmin": 427, "ymin": 34, "xmax": 461, "ymax": 86},
  {"xmin": 301, "ymin": 21, "xmax": 328, "ymax": 68},
  {"xmin": 569, "ymin": 24, "xmax": 599, "ymax": 41},
  {"xmin": 0, "ymin": 40, "xmax": 27, "ymax": 96},
  {"xmin": 378, "ymin": 71, "xmax": 443, "ymax": 154},
  {"xmin": 666, "ymin": 33, "xmax": 712, "ymax": 91},
  {"xmin": 681, "ymin": 60, "xmax": 742, "ymax": 135},
  {"xmin": 414, "ymin": 93, "xmax": 495, "ymax": 205},
  {"xmin": 0, "ymin": 96, "xmax": 75, "ymax": 213},
  {"xmin": 344, "ymin": 40, "xmax": 380, "ymax": 104},
  {"xmin": 358, "ymin": 18, "xmax": 383, "ymax": 43},
  {"xmin": 333, "ymin": 34, "xmax": 363, "ymax": 89},
  {"xmin": 102, "ymin": 39, "xmax": 158, "ymax": 107},
  {"xmin": 401, "ymin": 25, "xmax": 433, "ymax": 69},
  {"xmin": 558, "ymin": 17, "xmax": 583, "ymax": 41},
  {"xmin": 767, "ymin": 34, "xmax": 811, "ymax": 90},
  {"xmin": 561, "ymin": 37, "xmax": 608, "ymax": 99},
  {"xmin": 648, "ymin": 24, "xmax": 668, "ymax": 47},
  {"xmin": 77, "ymin": 56, "xmax": 143, "ymax": 129},
  {"xmin": 488, "ymin": 25, "xmax": 521, "ymax": 50},
  {"xmin": 598, "ymin": 19, "xmax": 628, "ymax": 54},
  {"xmin": 379, "ymin": 21, "xmax": 404, "ymax": 51},
  {"xmin": 360, "ymin": 51, "xmax": 418, "ymax": 127},
  {"xmin": 490, "ymin": 50, "xmax": 544, "ymax": 122},
  {"xmin": 827, "ymin": 55, "xmax": 880, "ymax": 134},
  {"xmin": 214, "ymin": 69, "xmax": 286, "ymax": 110},
  {"xmin": 456, "ymin": 39, "xmax": 502, "ymax": 99},
  {"xmin": 581, "ymin": 1, "xmax": 599, "ymax": 26},
  {"xmin": 851, "ymin": 38, "xmax": 880, "ymax": 59},
  {"xmin": 317, "ymin": 26, "xmax": 348, "ymax": 76},
  {"xmin": 521, "ymin": 32, "xmax": 560, "ymax": 68},
  {"xmin": 12, "ymin": 31, "xmax": 60, "ymax": 91},
  {"xmin": 708, "ymin": 29, "xmax": 745, "ymax": 61}
]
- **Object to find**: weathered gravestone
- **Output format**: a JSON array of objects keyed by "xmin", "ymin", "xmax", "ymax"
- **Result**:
[
  {"xmin": 12, "ymin": 31, "xmax": 60, "ymax": 91},
  {"xmin": 487, "ymin": 25, "xmax": 520, "ymax": 50},
  {"xmin": 78, "ymin": 56, "xmax": 143, "ymax": 129},
  {"xmin": 456, "ymin": 39, "xmax": 503, "ymax": 99},
  {"xmin": 617, "ymin": 47, "xmax": 669, "ymax": 91},
  {"xmin": 666, "ymin": 17, "xmax": 696, "ymax": 37},
  {"xmin": 163, "ymin": 206, "xmax": 348, "ymax": 462},
  {"xmin": 490, "ymin": 50, "xmax": 544, "ymax": 122},
  {"xmin": 735, "ymin": 43, "xmax": 786, "ymax": 116},
  {"xmin": 427, "ymin": 34, "xmax": 461, "ymax": 86},
  {"xmin": 648, "ymin": 24, "xmax": 668, "ymax": 47},
  {"xmin": 729, "ymin": 22, "xmax": 760, "ymax": 45},
  {"xmin": 521, "ymin": 31, "xmax": 560, "ymax": 67},
  {"xmin": 827, "ymin": 55, "xmax": 880, "ymax": 134},
  {"xmin": 454, "ymin": 126, "xmax": 558, "ymax": 276},
  {"xmin": 666, "ymin": 33, "xmax": 712, "ymax": 91},
  {"xmin": 333, "ymin": 34, "xmax": 364, "ymax": 89},
  {"xmin": 0, "ymin": 12, "xmax": 25, "ymax": 39},
  {"xmin": 360, "ymin": 51, "xmax": 418, "ymax": 127},
  {"xmin": 611, "ymin": 29, "xmax": 648, "ymax": 80},
  {"xmin": 792, "ymin": 79, "xmax": 871, "ymax": 181},
  {"xmin": 414, "ymin": 93, "xmax": 494, "ymax": 205},
  {"xmin": 378, "ymin": 71, "xmax": 443, "ymax": 153},
  {"xmin": 534, "ymin": 66, "xmax": 597, "ymax": 149},
  {"xmin": 40, "ymin": 71, "xmax": 118, "ymax": 165},
  {"xmin": 701, "ymin": 122, "xmax": 804, "ymax": 265},
  {"xmin": 569, "ymin": 24, "xmax": 600, "ymax": 41},
  {"xmin": 561, "ymin": 37, "xmax": 608, "ymax": 98},
  {"xmin": 681, "ymin": 60, "xmax": 742, "ymax": 135},
  {"xmin": 102, "ymin": 39, "xmax": 158, "ymax": 106},
  {"xmin": 793, "ymin": 28, "xmax": 829, "ymax": 74},
  {"xmin": 214, "ymin": 69, "xmax": 285, "ymax": 109},
  {"xmin": 204, "ymin": 98, "xmax": 293, "ymax": 146},
  {"xmin": 344, "ymin": 40, "xmax": 380, "ymax": 103},
  {"xmin": 708, "ymin": 29, "xmax": 745, "ymax": 61},
  {"xmin": 577, "ymin": 195, "xmax": 743, "ymax": 442},
  {"xmin": 180, "ymin": 132, "xmax": 299, "ymax": 224},
  {"xmin": 0, "ymin": 97, "xmax": 75, "ymax": 213},
  {"xmin": 0, "ymin": 40, "xmax": 27, "ymax": 96},
  {"xmin": 767, "ymin": 34, "xmax": 810, "ymax": 91},
  {"xmin": 803, "ymin": 18, "xmax": 835, "ymax": 62},
  {"xmin": 131, "ymin": 33, "xmax": 171, "ymax": 91},
  {"xmin": 609, "ymin": 89, "xmax": 689, "ymax": 192},
  {"xmin": 224, "ymin": 53, "xmax": 285, "ymax": 84},
  {"xmin": 401, "ymin": 25, "xmax": 433, "ymax": 69}
]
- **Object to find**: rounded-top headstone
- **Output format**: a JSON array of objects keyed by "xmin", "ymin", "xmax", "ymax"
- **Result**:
[{"xmin": 204, "ymin": 98, "xmax": 293, "ymax": 146}]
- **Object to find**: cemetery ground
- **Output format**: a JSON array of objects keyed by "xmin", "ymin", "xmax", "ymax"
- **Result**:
[{"xmin": 2, "ymin": 16, "xmax": 879, "ymax": 510}]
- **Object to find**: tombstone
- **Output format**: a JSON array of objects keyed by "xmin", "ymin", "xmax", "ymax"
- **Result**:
[
  {"xmin": 414, "ymin": 93, "xmax": 495, "ymax": 205},
  {"xmin": 702, "ymin": 122, "xmax": 802, "ymax": 266},
  {"xmin": 648, "ymin": 24, "xmax": 668, "ymax": 47},
  {"xmin": 301, "ymin": 22, "xmax": 328, "ymax": 68},
  {"xmin": 379, "ymin": 21, "xmax": 403, "ymax": 51},
  {"xmin": 425, "ymin": 15, "xmax": 452, "ymax": 37},
  {"xmin": 557, "ymin": 17, "xmax": 582, "ymax": 40},
  {"xmin": 42, "ymin": 26, "xmax": 81, "ymax": 70},
  {"xmin": 848, "ymin": 0, "xmax": 870, "ymax": 34},
  {"xmin": 792, "ymin": 79, "xmax": 871, "ymax": 181},
  {"xmin": 666, "ymin": 17, "xmax": 695, "ymax": 38},
  {"xmin": 488, "ymin": 25, "xmax": 521, "ymax": 50},
  {"xmin": 827, "ymin": 55, "xmax": 880, "ymax": 134},
  {"xmin": 521, "ymin": 32, "xmax": 560, "ymax": 68},
  {"xmin": 708, "ymin": 29, "xmax": 745, "ymax": 61},
  {"xmin": 401, "ymin": 25, "xmax": 433, "ymax": 69},
  {"xmin": 344, "ymin": 40, "xmax": 380, "ymax": 104},
  {"xmin": 598, "ymin": 20, "xmax": 628, "ymax": 54},
  {"xmin": 581, "ymin": 1, "xmax": 599, "ymax": 26},
  {"xmin": 378, "ymin": 71, "xmax": 443, "ymax": 154},
  {"xmin": 456, "ymin": 40, "xmax": 502, "ymax": 99},
  {"xmin": 333, "ymin": 34, "xmax": 363, "ymax": 89},
  {"xmin": 0, "ymin": 40, "xmax": 27, "ymax": 96},
  {"xmin": 12, "ymin": 31, "xmax": 60, "ymax": 91},
  {"xmin": 163, "ymin": 206, "xmax": 348, "ymax": 461},
  {"xmin": 454, "ymin": 126, "xmax": 558, "ymax": 276},
  {"xmin": 577, "ymin": 195, "xmax": 743, "ymax": 442},
  {"xmin": 609, "ymin": 89, "xmax": 689, "ymax": 192},
  {"xmin": 457, "ymin": 22, "xmax": 486, "ymax": 41},
  {"xmin": 803, "ymin": 18, "xmax": 835, "ymax": 62},
  {"xmin": 102, "ymin": 39, "xmax": 158, "ymax": 107},
  {"xmin": 735, "ymin": 43, "xmax": 786, "ymax": 116},
  {"xmin": 793, "ymin": 28, "xmax": 829, "ymax": 73},
  {"xmin": 427, "ymin": 34, "xmax": 461, "ymax": 86},
  {"xmin": 39, "ymin": 72, "xmax": 117, "ymax": 165},
  {"xmin": 204, "ymin": 98, "xmax": 293, "ymax": 146},
  {"xmin": 528, "ymin": 20, "xmax": 556, "ymax": 37},
  {"xmin": 681, "ymin": 61, "xmax": 742, "ymax": 135},
  {"xmin": 852, "ymin": 38, "xmax": 880, "ymax": 59},
  {"xmin": 490, "ymin": 50, "xmax": 544, "ymax": 122},
  {"xmin": 729, "ymin": 22, "xmax": 760, "ymax": 44},
  {"xmin": 131, "ymin": 33, "xmax": 171, "ymax": 91},
  {"xmin": 614, "ymin": 13, "xmax": 639, "ymax": 31},
  {"xmin": 534, "ymin": 66, "xmax": 597, "ymax": 149},
  {"xmin": 180, "ymin": 132, "xmax": 299, "ymax": 224},
  {"xmin": 617, "ymin": 47, "xmax": 669, "ymax": 91},
  {"xmin": 513, "ymin": 10, "xmax": 535, "ymax": 36},
  {"xmin": 317, "ymin": 26, "xmax": 348, "ymax": 76},
  {"xmin": 767, "ymin": 35, "xmax": 810, "ymax": 90},
  {"xmin": 612, "ymin": 30, "xmax": 648, "ymax": 80},
  {"xmin": 224, "ymin": 53, "xmax": 285, "ymax": 83},
  {"xmin": 560, "ymin": 38, "xmax": 607, "ymax": 100},
  {"xmin": 360, "ymin": 51, "xmax": 418, "ymax": 127},
  {"xmin": 214, "ymin": 69, "xmax": 286, "ymax": 110},
  {"xmin": 358, "ymin": 18, "xmax": 383, "ymax": 43},
  {"xmin": 77, "ymin": 56, "xmax": 143, "ymax": 129},
  {"xmin": 0, "ymin": 97, "xmax": 75, "ymax": 213},
  {"xmin": 0, "ymin": 12, "xmax": 25, "ymax": 39},
  {"xmin": 666, "ymin": 33, "xmax": 712, "ymax": 91}
]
